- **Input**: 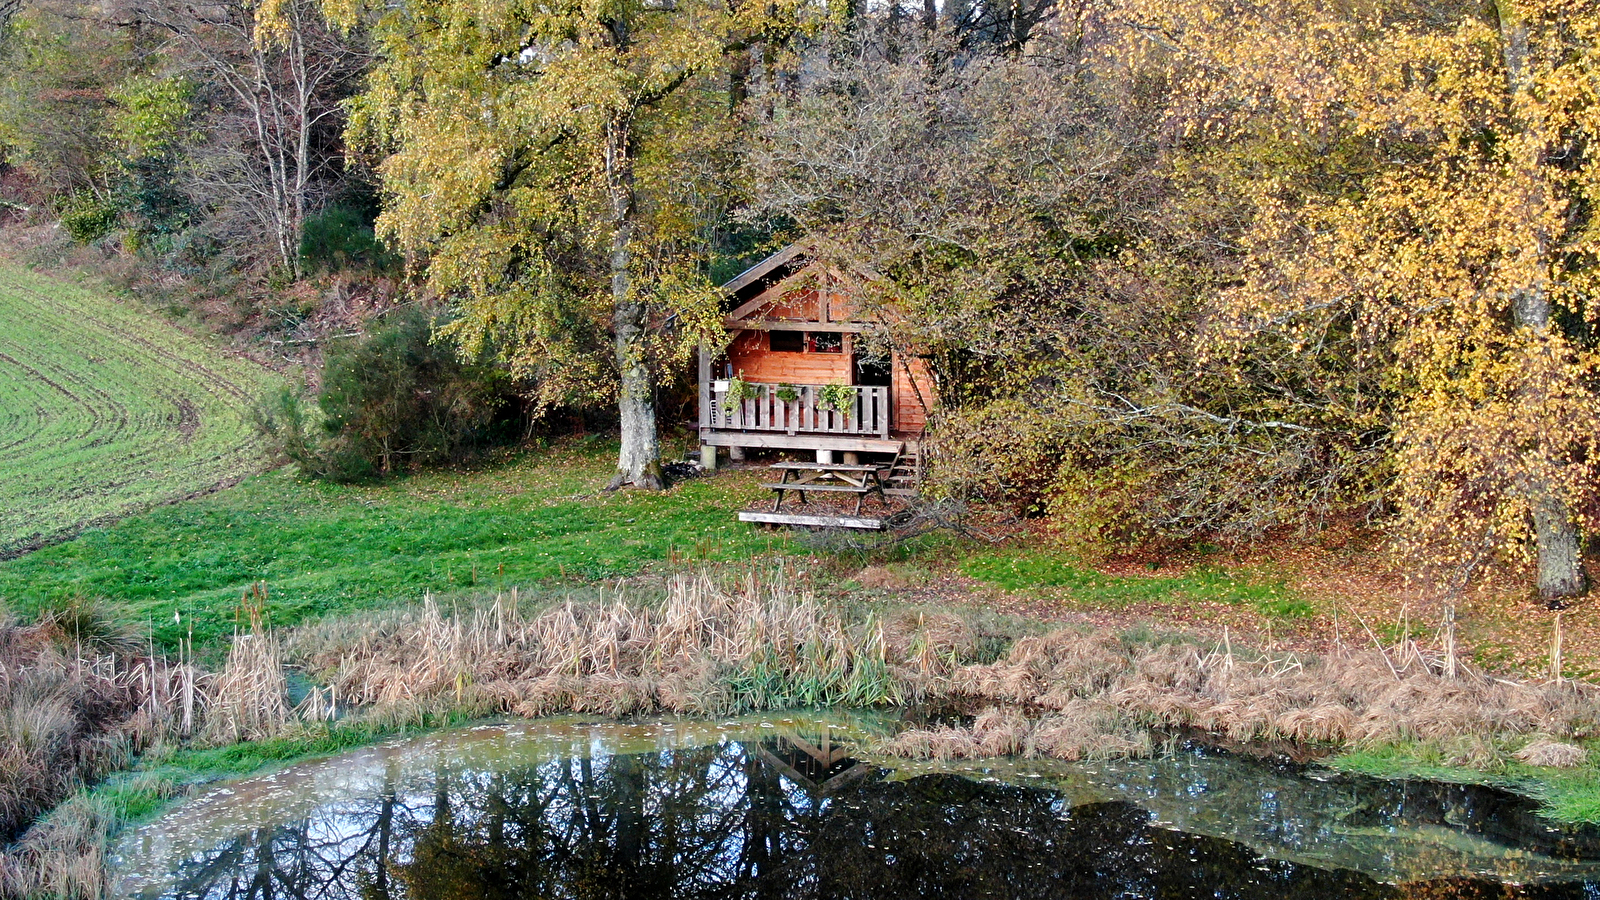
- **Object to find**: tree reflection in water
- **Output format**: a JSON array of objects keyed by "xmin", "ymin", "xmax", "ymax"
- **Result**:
[{"xmin": 142, "ymin": 733, "xmax": 1600, "ymax": 900}]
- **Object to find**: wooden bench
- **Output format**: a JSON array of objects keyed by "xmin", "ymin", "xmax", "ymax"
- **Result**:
[
  {"xmin": 738, "ymin": 511, "xmax": 884, "ymax": 530},
  {"xmin": 764, "ymin": 462, "xmax": 887, "ymax": 516}
]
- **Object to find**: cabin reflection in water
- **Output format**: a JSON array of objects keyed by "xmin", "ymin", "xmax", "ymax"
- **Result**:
[{"xmin": 141, "ymin": 728, "xmax": 1595, "ymax": 900}]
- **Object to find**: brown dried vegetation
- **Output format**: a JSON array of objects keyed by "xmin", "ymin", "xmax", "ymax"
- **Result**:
[
  {"xmin": 290, "ymin": 572, "xmax": 904, "ymax": 720},
  {"xmin": 885, "ymin": 626, "xmax": 1600, "ymax": 764},
  {"xmin": 0, "ymin": 611, "xmax": 197, "ymax": 842},
  {"xmin": 0, "ymin": 606, "xmax": 202, "ymax": 899},
  {"xmin": 288, "ymin": 573, "xmax": 1600, "ymax": 771}
]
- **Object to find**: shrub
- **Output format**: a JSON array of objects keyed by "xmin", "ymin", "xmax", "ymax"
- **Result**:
[
  {"xmin": 57, "ymin": 193, "xmax": 120, "ymax": 243},
  {"xmin": 259, "ymin": 307, "xmax": 523, "ymax": 481},
  {"xmin": 299, "ymin": 204, "xmax": 394, "ymax": 273}
]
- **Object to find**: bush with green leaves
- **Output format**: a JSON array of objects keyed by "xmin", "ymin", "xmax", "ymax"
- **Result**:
[
  {"xmin": 58, "ymin": 192, "xmax": 121, "ymax": 243},
  {"xmin": 819, "ymin": 381, "xmax": 855, "ymax": 414},
  {"xmin": 258, "ymin": 308, "xmax": 522, "ymax": 481},
  {"xmin": 299, "ymin": 204, "xmax": 395, "ymax": 273}
]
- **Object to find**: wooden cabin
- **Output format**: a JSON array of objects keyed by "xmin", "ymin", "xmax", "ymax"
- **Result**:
[{"xmin": 698, "ymin": 244, "xmax": 937, "ymax": 467}]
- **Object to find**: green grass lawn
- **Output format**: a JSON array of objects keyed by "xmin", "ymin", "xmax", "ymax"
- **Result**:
[
  {"xmin": 0, "ymin": 265, "xmax": 274, "ymax": 555},
  {"xmin": 0, "ymin": 440, "xmax": 779, "ymax": 651},
  {"xmin": 959, "ymin": 549, "xmax": 1312, "ymax": 618}
]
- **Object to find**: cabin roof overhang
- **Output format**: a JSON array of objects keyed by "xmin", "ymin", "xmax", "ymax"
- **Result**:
[
  {"xmin": 721, "ymin": 243, "xmax": 807, "ymax": 296},
  {"xmin": 719, "ymin": 242, "xmax": 888, "ymax": 330}
]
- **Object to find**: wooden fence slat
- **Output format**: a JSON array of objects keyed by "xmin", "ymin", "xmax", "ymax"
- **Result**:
[{"xmin": 710, "ymin": 381, "xmax": 891, "ymax": 437}]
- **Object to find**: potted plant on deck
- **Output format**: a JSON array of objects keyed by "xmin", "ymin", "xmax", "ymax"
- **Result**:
[
  {"xmin": 722, "ymin": 374, "xmax": 758, "ymax": 420},
  {"xmin": 819, "ymin": 381, "xmax": 855, "ymax": 420}
]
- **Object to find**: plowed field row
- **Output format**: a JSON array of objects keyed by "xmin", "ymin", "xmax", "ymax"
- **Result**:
[{"xmin": 0, "ymin": 266, "xmax": 272, "ymax": 555}]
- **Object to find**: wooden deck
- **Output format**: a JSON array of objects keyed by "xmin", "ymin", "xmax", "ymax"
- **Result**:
[{"xmin": 700, "ymin": 431, "xmax": 909, "ymax": 454}]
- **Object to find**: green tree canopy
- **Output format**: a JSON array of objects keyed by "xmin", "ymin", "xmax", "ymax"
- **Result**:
[{"xmin": 327, "ymin": 0, "xmax": 802, "ymax": 487}]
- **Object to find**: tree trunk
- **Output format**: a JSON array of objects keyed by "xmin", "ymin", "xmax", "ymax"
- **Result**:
[
  {"xmin": 1498, "ymin": 6, "xmax": 1587, "ymax": 604},
  {"xmin": 604, "ymin": 112, "xmax": 664, "ymax": 491},
  {"xmin": 1531, "ymin": 489, "xmax": 1586, "ymax": 604},
  {"xmin": 1510, "ymin": 288, "xmax": 1587, "ymax": 604}
]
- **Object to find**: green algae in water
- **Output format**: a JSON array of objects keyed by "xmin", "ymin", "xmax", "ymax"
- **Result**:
[{"xmin": 113, "ymin": 713, "xmax": 1600, "ymax": 899}]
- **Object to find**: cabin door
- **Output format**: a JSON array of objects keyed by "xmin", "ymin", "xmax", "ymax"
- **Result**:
[{"xmin": 853, "ymin": 352, "xmax": 892, "ymax": 388}]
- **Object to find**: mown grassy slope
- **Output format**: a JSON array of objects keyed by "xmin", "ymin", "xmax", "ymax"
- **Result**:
[
  {"xmin": 0, "ymin": 441, "xmax": 778, "ymax": 651},
  {"xmin": 0, "ymin": 266, "xmax": 272, "ymax": 556}
]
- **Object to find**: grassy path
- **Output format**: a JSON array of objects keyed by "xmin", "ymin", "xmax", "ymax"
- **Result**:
[{"xmin": 0, "ymin": 266, "xmax": 272, "ymax": 556}]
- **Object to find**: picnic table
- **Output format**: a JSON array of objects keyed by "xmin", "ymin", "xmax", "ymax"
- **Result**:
[{"xmin": 762, "ymin": 462, "xmax": 888, "ymax": 515}]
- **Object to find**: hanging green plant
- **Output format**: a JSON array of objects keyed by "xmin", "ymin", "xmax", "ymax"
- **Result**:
[
  {"xmin": 819, "ymin": 381, "xmax": 855, "ymax": 415},
  {"xmin": 775, "ymin": 383, "xmax": 800, "ymax": 404},
  {"xmin": 722, "ymin": 374, "xmax": 758, "ymax": 411}
]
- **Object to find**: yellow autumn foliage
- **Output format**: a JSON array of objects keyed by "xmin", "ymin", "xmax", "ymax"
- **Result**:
[{"xmin": 1111, "ymin": 0, "xmax": 1600, "ymax": 598}]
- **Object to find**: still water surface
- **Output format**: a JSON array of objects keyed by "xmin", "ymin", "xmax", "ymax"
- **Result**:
[{"xmin": 113, "ymin": 713, "xmax": 1600, "ymax": 899}]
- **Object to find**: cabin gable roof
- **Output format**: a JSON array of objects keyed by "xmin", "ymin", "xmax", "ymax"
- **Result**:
[
  {"xmin": 721, "ymin": 243, "xmax": 806, "ymax": 297},
  {"xmin": 720, "ymin": 242, "xmax": 885, "ymax": 328}
]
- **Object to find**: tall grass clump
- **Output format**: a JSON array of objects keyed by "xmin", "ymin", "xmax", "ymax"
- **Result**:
[
  {"xmin": 291, "ymin": 571, "xmax": 918, "ymax": 721},
  {"xmin": 0, "ymin": 600, "xmax": 208, "ymax": 899},
  {"xmin": 0, "ymin": 792, "xmax": 117, "ymax": 900},
  {"xmin": 202, "ymin": 587, "xmax": 287, "ymax": 744},
  {"xmin": 0, "ymin": 604, "xmax": 203, "ymax": 843},
  {"xmin": 884, "ymin": 627, "xmax": 1600, "ymax": 766}
]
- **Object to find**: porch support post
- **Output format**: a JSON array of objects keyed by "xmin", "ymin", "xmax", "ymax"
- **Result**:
[
  {"xmin": 697, "ymin": 341, "xmax": 712, "ymax": 429},
  {"xmin": 817, "ymin": 450, "xmax": 834, "ymax": 464},
  {"xmin": 697, "ymin": 341, "xmax": 715, "ymax": 471}
]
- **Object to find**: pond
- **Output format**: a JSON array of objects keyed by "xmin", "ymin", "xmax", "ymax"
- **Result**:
[{"xmin": 113, "ymin": 713, "xmax": 1600, "ymax": 899}]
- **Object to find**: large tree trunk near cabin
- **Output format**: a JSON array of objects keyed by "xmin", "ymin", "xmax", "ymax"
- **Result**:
[
  {"xmin": 1531, "ymin": 489, "xmax": 1586, "ymax": 604},
  {"xmin": 604, "ymin": 112, "xmax": 664, "ymax": 492}
]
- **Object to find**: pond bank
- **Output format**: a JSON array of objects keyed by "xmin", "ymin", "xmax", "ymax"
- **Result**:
[
  {"xmin": 112, "ymin": 714, "xmax": 1600, "ymax": 899},
  {"xmin": 6, "ymin": 568, "xmax": 1600, "ymax": 898}
]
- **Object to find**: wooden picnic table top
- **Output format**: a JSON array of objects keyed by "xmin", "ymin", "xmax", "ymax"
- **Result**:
[
  {"xmin": 763, "ymin": 461, "xmax": 891, "ymax": 516},
  {"xmin": 767, "ymin": 462, "xmax": 882, "ymax": 473}
]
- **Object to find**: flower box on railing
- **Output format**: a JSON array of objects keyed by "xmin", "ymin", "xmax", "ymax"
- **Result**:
[{"xmin": 703, "ymin": 380, "xmax": 890, "ymax": 439}]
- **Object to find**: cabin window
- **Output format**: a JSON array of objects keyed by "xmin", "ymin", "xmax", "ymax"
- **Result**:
[
  {"xmin": 807, "ymin": 331, "xmax": 844, "ymax": 353},
  {"xmin": 769, "ymin": 330, "xmax": 804, "ymax": 352}
]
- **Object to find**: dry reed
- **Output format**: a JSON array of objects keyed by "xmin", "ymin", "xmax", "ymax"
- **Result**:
[
  {"xmin": 884, "ymin": 623, "xmax": 1600, "ymax": 764},
  {"xmin": 290, "ymin": 572, "xmax": 902, "ymax": 720},
  {"xmin": 205, "ymin": 628, "xmax": 287, "ymax": 743}
]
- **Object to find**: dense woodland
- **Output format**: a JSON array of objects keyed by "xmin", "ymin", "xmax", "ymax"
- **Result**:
[{"xmin": 1, "ymin": 0, "xmax": 1597, "ymax": 602}]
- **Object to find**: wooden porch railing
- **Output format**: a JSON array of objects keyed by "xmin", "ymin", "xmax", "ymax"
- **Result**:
[{"xmin": 701, "ymin": 381, "xmax": 891, "ymax": 439}]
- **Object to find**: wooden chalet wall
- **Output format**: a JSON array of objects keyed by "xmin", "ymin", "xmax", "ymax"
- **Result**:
[
  {"xmin": 712, "ymin": 245, "xmax": 937, "ymax": 442},
  {"xmin": 723, "ymin": 286, "xmax": 854, "ymax": 386},
  {"xmin": 893, "ymin": 356, "xmax": 933, "ymax": 433}
]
